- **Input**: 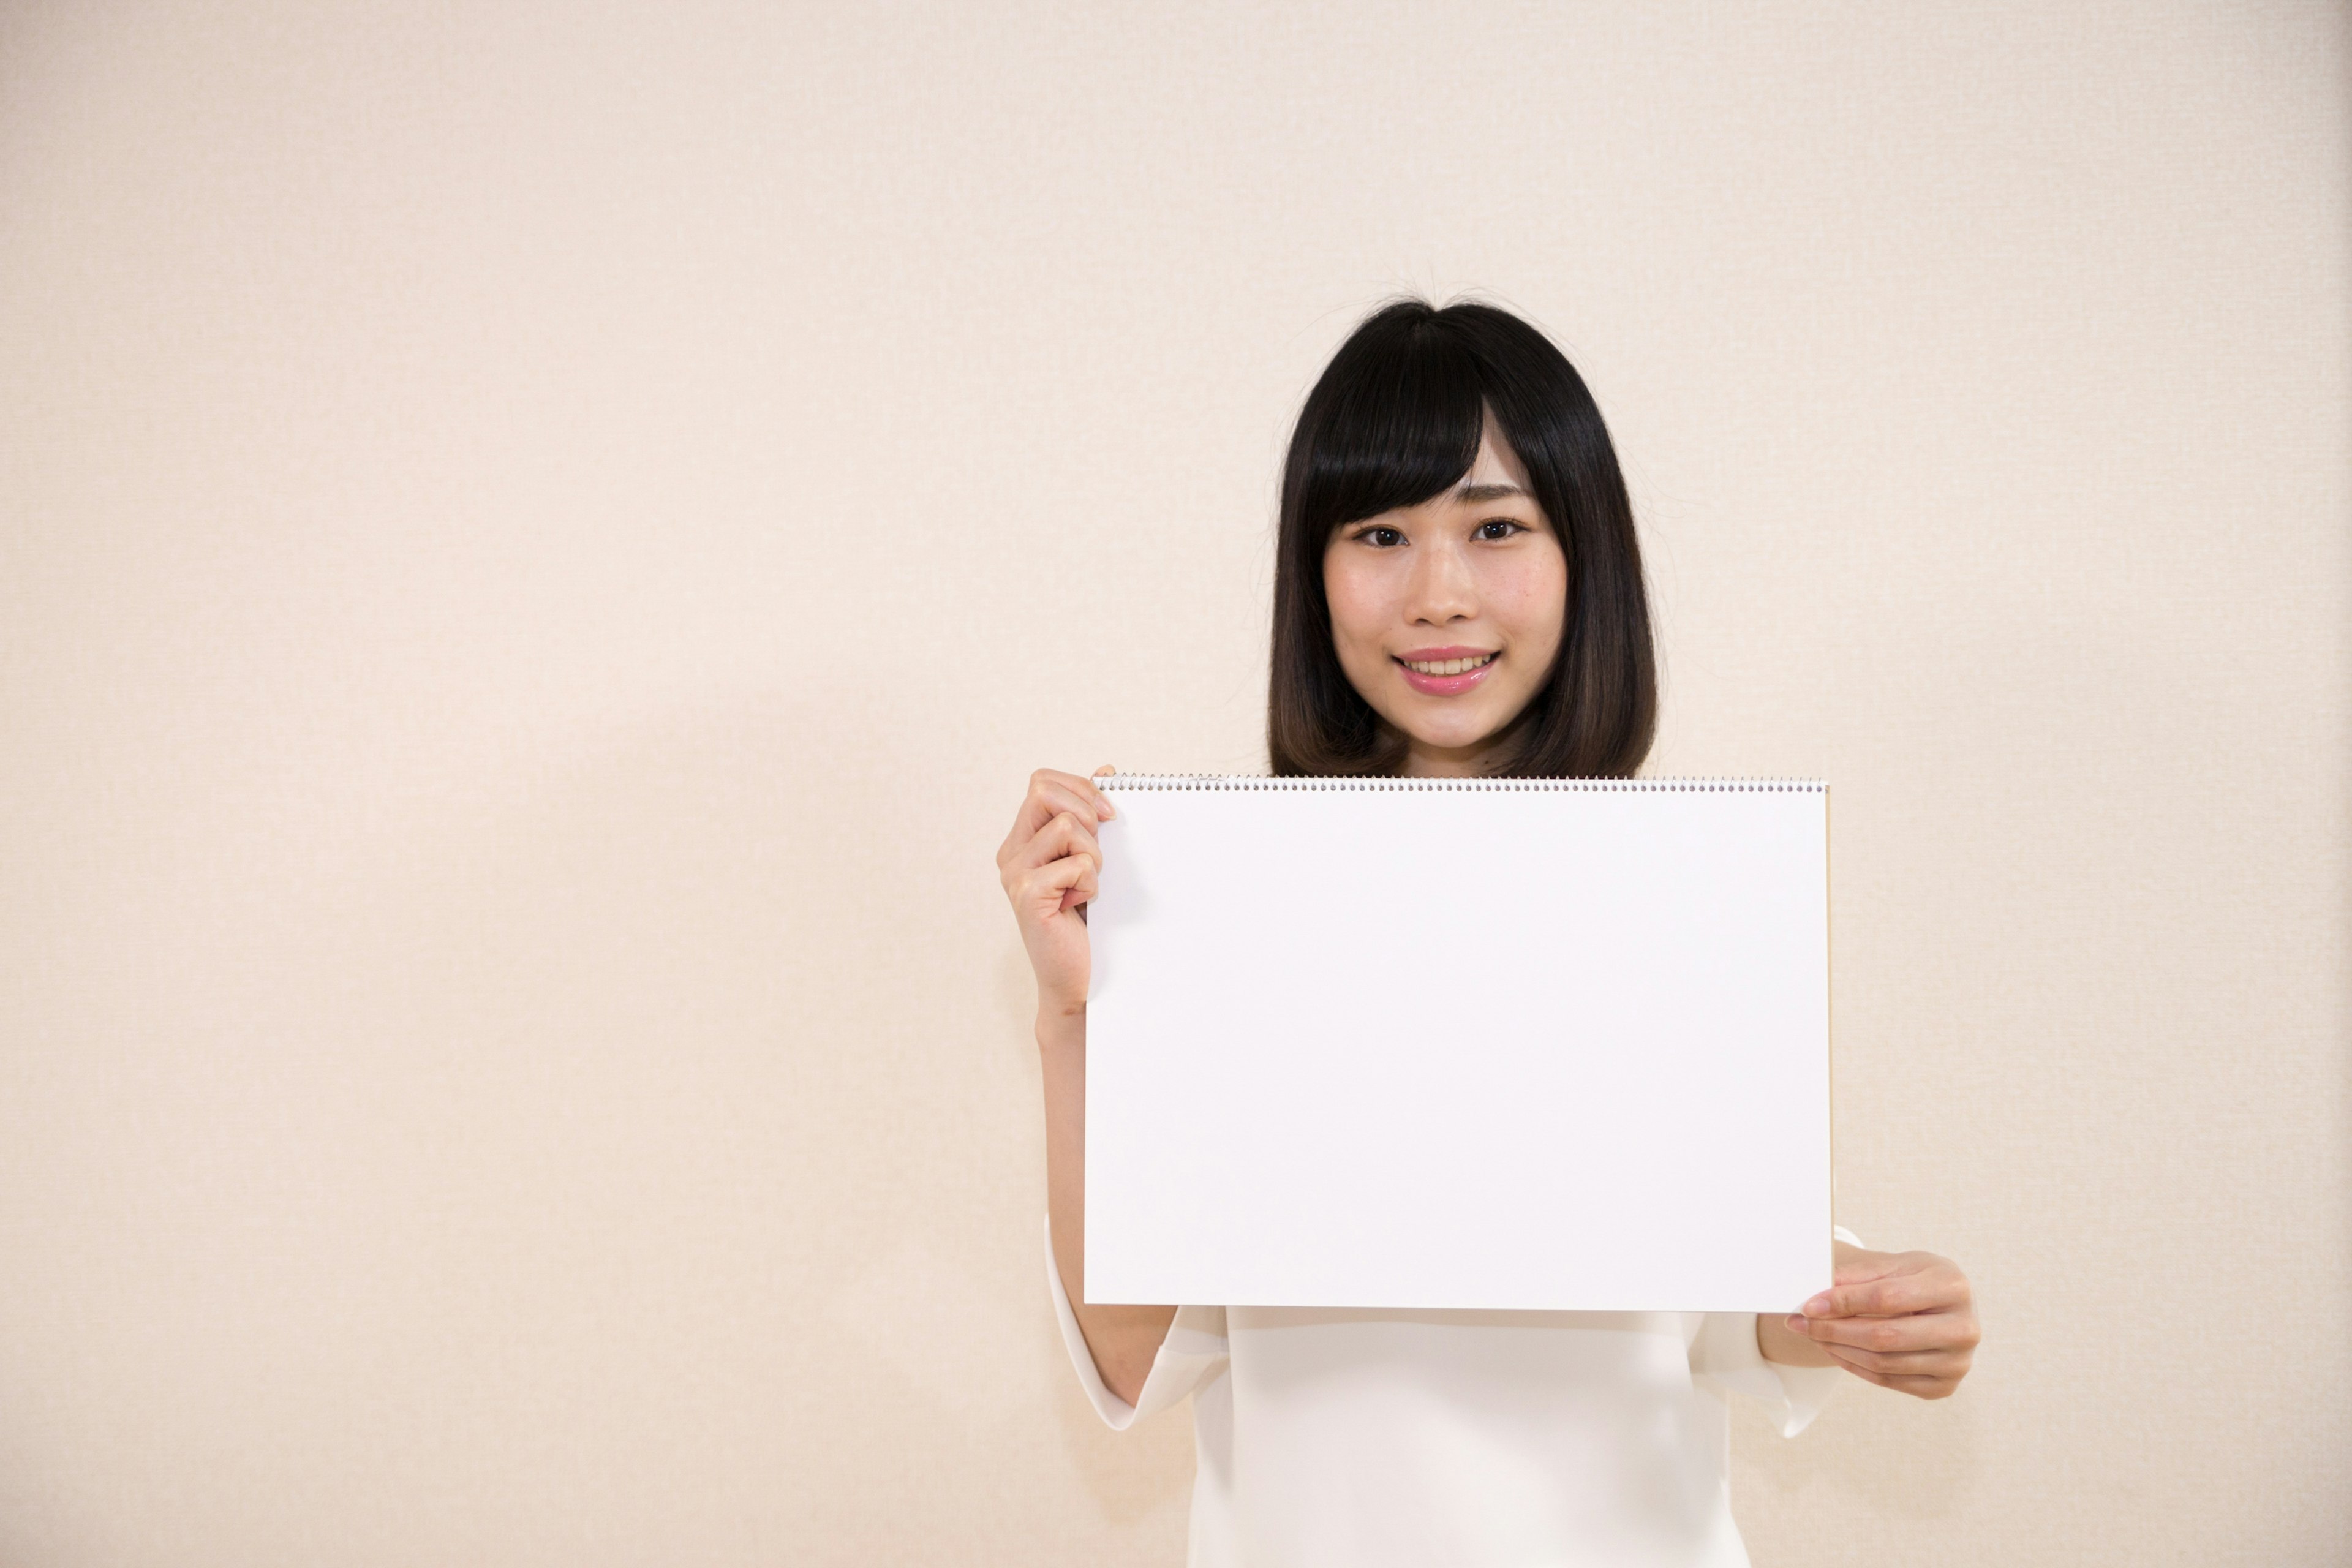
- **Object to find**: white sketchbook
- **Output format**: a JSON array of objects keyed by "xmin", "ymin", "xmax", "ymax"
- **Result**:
[{"xmin": 1083, "ymin": 775, "xmax": 1832, "ymax": 1311}]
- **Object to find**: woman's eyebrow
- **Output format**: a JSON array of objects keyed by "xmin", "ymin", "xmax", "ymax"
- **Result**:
[{"xmin": 1453, "ymin": 483, "xmax": 1527, "ymax": 502}]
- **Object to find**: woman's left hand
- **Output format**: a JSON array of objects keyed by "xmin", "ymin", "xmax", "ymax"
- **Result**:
[{"xmin": 1785, "ymin": 1244, "xmax": 1980, "ymax": 1399}]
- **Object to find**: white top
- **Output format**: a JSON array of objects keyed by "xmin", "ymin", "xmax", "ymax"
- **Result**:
[{"xmin": 1047, "ymin": 1220, "xmax": 1861, "ymax": 1567}]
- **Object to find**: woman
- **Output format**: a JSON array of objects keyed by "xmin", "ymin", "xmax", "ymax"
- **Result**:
[{"xmin": 995, "ymin": 298, "xmax": 1979, "ymax": 1567}]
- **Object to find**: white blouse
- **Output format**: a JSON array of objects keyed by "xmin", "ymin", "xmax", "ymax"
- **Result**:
[{"xmin": 1047, "ymin": 1220, "xmax": 1862, "ymax": 1567}]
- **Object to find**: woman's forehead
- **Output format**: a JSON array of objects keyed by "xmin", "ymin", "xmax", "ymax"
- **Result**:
[{"xmin": 1463, "ymin": 412, "xmax": 1536, "ymax": 492}]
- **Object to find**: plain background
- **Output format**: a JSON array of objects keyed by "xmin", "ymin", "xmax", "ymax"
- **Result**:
[{"xmin": 1, "ymin": 2, "xmax": 2344, "ymax": 1562}]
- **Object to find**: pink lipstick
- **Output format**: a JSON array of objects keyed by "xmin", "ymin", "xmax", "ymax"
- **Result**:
[{"xmin": 1393, "ymin": 646, "xmax": 1500, "ymax": 697}]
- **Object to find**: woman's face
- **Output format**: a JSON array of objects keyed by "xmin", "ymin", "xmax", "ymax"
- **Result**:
[{"xmin": 1322, "ymin": 412, "xmax": 1569, "ymax": 775}]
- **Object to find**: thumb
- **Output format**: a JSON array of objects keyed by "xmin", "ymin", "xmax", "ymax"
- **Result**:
[{"xmin": 1801, "ymin": 1250, "xmax": 1907, "ymax": 1317}]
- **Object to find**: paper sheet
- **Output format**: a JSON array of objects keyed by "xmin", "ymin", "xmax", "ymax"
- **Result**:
[{"xmin": 1083, "ymin": 777, "xmax": 1831, "ymax": 1310}]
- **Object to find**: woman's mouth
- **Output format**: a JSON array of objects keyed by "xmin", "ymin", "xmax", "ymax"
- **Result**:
[{"xmin": 1393, "ymin": 649, "xmax": 1499, "ymax": 696}]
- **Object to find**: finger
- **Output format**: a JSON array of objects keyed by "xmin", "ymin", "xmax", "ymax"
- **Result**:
[
  {"xmin": 1880, "ymin": 1372, "xmax": 1959, "ymax": 1398},
  {"xmin": 1028, "ymin": 840, "xmax": 1105, "ymax": 914},
  {"xmin": 1789, "ymin": 1252, "xmax": 1903, "ymax": 1319},
  {"xmin": 1004, "ymin": 778, "xmax": 1106, "ymax": 853},
  {"xmin": 1800, "ymin": 1265, "xmax": 1961, "ymax": 1321},
  {"xmin": 1017, "ymin": 851, "xmax": 1099, "ymax": 918},
  {"xmin": 1789, "ymin": 1310, "xmax": 1969, "ymax": 1354},
  {"xmin": 1828, "ymin": 1357, "xmax": 1957, "ymax": 1398},
  {"xmin": 1038, "ymin": 769, "xmax": 1116, "ymax": 822},
  {"xmin": 1003, "ymin": 810, "xmax": 1102, "ymax": 880},
  {"xmin": 1812, "ymin": 1341, "xmax": 1973, "ymax": 1377},
  {"xmin": 1000, "ymin": 771, "xmax": 1116, "ymax": 861}
]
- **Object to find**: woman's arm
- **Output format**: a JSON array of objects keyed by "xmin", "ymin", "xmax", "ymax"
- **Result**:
[
  {"xmin": 1039, "ymin": 1004, "xmax": 1177, "ymax": 1406},
  {"xmin": 1000, "ymin": 766, "xmax": 1176, "ymax": 1408},
  {"xmin": 1758, "ymin": 1237, "xmax": 1980, "ymax": 1398}
]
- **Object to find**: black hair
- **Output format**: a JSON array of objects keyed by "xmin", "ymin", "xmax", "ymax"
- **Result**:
[{"xmin": 1267, "ymin": 297, "xmax": 1657, "ymax": 778}]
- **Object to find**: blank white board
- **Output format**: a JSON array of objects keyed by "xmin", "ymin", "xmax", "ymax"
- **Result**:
[{"xmin": 1084, "ymin": 775, "xmax": 1831, "ymax": 1311}]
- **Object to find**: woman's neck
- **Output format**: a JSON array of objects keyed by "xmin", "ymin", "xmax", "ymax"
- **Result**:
[
  {"xmin": 1397, "ymin": 739, "xmax": 1496, "ymax": 778},
  {"xmin": 1389, "ymin": 714, "xmax": 1533, "ymax": 778}
]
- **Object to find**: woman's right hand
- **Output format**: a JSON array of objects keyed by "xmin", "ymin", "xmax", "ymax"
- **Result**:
[{"xmin": 996, "ymin": 765, "xmax": 1117, "ymax": 1017}]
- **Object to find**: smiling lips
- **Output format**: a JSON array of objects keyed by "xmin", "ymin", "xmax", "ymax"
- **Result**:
[{"xmin": 1394, "ymin": 646, "xmax": 1500, "ymax": 696}]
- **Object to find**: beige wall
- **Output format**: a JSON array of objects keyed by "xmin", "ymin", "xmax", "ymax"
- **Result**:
[{"xmin": 2, "ymin": 2, "xmax": 2344, "ymax": 1562}]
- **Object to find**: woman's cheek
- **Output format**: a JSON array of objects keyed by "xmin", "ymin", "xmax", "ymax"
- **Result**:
[
  {"xmin": 1325, "ymin": 564, "xmax": 1398, "ymax": 663},
  {"xmin": 1486, "ymin": 565, "xmax": 1567, "ymax": 652}
]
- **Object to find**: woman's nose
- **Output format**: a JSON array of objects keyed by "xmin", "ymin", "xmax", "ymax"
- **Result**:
[{"xmin": 1403, "ymin": 539, "xmax": 1478, "ymax": 624}]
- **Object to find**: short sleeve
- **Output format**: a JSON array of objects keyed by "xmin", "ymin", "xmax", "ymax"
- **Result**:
[
  {"xmin": 1687, "ymin": 1224, "xmax": 1865, "ymax": 1438},
  {"xmin": 1043, "ymin": 1216, "xmax": 1229, "ymax": 1430}
]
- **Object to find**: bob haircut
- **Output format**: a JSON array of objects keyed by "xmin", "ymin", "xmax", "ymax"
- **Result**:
[{"xmin": 1267, "ymin": 298, "xmax": 1658, "ymax": 778}]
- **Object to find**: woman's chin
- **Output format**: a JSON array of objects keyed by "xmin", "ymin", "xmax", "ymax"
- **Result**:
[{"xmin": 1394, "ymin": 718, "xmax": 1511, "ymax": 757}]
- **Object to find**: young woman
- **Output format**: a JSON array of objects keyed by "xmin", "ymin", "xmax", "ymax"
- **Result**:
[{"xmin": 995, "ymin": 299, "xmax": 1979, "ymax": 1567}]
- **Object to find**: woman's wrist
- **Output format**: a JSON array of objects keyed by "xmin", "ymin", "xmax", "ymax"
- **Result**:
[
  {"xmin": 1755, "ymin": 1310, "xmax": 1837, "ymax": 1367},
  {"xmin": 1035, "ymin": 1003, "xmax": 1086, "ymax": 1055}
]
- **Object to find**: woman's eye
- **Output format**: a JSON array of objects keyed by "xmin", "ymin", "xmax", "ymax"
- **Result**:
[
  {"xmin": 1359, "ymin": 526, "xmax": 1404, "ymax": 548},
  {"xmin": 1476, "ymin": 519, "xmax": 1525, "ymax": 540}
]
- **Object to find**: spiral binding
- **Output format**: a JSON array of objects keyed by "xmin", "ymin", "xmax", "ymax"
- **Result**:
[{"xmin": 1095, "ymin": 774, "xmax": 1823, "ymax": 793}]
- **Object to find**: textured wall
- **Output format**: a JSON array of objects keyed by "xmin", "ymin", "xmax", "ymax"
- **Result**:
[{"xmin": 1, "ymin": 3, "xmax": 2343, "ymax": 1562}]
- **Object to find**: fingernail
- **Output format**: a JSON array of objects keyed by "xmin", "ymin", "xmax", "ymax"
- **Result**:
[
  {"xmin": 1803, "ymin": 1294, "xmax": 1831, "ymax": 1315},
  {"xmin": 1785, "ymin": 1314, "xmax": 1807, "ymax": 1333}
]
